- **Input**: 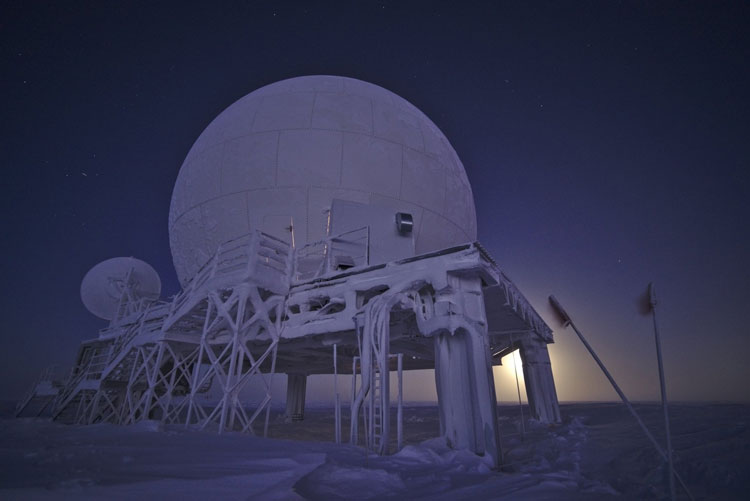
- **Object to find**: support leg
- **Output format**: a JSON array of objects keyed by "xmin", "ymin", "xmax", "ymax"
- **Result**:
[
  {"xmin": 434, "ymin": 327, "xmax": 501, "ymax": 467},
  {"xmin": 429, "ymin": 276, "xmax": 501, "ymax": 468},
  {"xmin": 285, "ymin": 373, "xmax": 307, "ymax": 422},
  {"xmin": 518, "ymin": 336, "xmax": 561, "ymax": 424}
]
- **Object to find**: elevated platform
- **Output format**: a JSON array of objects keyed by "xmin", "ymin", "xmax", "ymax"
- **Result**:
[
  {"xmin": 75, "ymin": 231, "xmax": 549, "ymax": 372},
  {"xmin": 47, "ymin": 228, "xmax": 560, "ymax": 459},
  {"xmin": 274, "ymin": 242, "xmax": 551, "ymax": 375}
]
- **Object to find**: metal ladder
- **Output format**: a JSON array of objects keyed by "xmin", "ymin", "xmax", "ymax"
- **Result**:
[{"xmin": 370, "ymin": 362, "xmax": 383, "ymax": 451}]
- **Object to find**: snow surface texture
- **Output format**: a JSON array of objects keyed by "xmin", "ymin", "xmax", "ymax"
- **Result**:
[
  {"xmin": 168, "ymin": 75, "xmax": 477, "ymax": 287},
  {"xmin": 1, "ymin": 402, "xmax": 747, "ymax": 500}
]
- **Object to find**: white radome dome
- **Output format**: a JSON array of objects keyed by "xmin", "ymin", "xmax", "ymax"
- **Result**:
[{"xmin": 169, "ymin": 76, "xmax": 477, "ymax": 287}]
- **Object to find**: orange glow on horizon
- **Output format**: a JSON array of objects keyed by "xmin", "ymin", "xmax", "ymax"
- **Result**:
[{"xmin": 493, "ymin": 350, "xmax": 528, "ymax": 404}]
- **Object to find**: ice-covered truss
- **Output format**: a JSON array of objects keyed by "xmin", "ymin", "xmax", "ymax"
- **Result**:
[
  {"xmin": 48, "ymin": 232, "xmax": 290, "ymax": 432},
  {"xmin": 42, "ymin": 228, "xmax": 560, "ymax": 468}
]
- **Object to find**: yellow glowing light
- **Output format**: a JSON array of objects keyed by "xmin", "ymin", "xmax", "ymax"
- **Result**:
[
  {"xmin": 492, "ymin": 350, "xmax": 527, "ymax": 403},
  {"xmin": 501, "ymin": 351, "xmax": 524, "ymax": 381}
]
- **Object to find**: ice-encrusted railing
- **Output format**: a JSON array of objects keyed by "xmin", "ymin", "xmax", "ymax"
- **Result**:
[
  {"xmin": 167, "ymin": 226, "xmax": 370, "ymax": 314},
  {"xmin": 474, "ymin": 241, "xmax": 553, "ymax": 340},
  {"xmin": 99, "ymin": 301, "xmax": 173, "ymax": 378},
  {"xmin": 293, "ymin": 226, "xmax": 369, "ymax": 282},
  {"xmin": 167, "ymin": 231, "xmax": 292, "ymax": 319},
  {"xmin": 498, "ymin": 273, "xmax": 552, "ymax": 339}
]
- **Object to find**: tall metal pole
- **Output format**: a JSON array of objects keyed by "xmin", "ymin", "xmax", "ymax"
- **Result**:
[
  {"xmin": 334, "ymin": 343, "xmax": 341, "ymax": 444},
  {"xmin": 548, "ymin": 295, "xmax": 693, "ymax": 500},
  {"xmin": 648, "ymin": 283, "xmax": 676, "ymax": 501},
  {"xmin": 351, "ymin": 356, "xmax": 358, "ymax": 445},
  {"xmin": 510, "ymin": 333, "xmax": 526, "ymax": 437},
  {"xmin": 397, "ymin": 353, "xmax": 403, "ymax": 451}
]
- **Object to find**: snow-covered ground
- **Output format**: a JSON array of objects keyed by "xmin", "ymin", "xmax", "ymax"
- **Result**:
[{"xmin": 1, "ymin": 402, "xmax": 747, "ymax": 500}]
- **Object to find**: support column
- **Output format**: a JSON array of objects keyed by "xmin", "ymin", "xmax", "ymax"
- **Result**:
[
  {"xmin": 432, "ymin": 277, "xmax": 501, "ymax": 468},
  {"xmin": 285, "ymin": 373, "xmax": 307, "ymax": 422},
  {"xmin": 434, "ymin": 329, "xmax": 501, "ymax": 467},
  {"xmin": 518, "ymin": 336, "xmax": 561, "ymax": 423}
]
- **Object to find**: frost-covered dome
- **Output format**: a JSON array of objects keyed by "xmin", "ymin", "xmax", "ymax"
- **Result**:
[{"xmin": 169, "ymin": 75, "xmax": 476, "ymax": 287}]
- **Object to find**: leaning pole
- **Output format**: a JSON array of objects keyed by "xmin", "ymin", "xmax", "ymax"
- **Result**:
[{"xmin": 548, "ymin": 295, "xmax": 693, "ymax": 500}]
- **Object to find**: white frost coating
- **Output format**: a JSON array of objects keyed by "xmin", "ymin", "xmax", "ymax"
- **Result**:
[
  {"xmin": 6, "ymin": 405, "xmax": 745, "ymax": 498},
  {"xmin": 169, "ymin": 75, "xmax": 477, "ymax": 287},
  {"xmin": 80, "ymin": 257, "xmax": 161, "ymax": 321},
  {"xmin": 519, "ymin": 336, "xmax": 562, "ymax": 423}
]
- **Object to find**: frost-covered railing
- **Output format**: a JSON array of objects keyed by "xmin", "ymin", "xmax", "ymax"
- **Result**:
[
  {"xmin": 250, "ymin": 232, "xmax": 292, "ymax": 276},
  {"xmin": 168, "ymin": 227, "xmax": 368, "ymax": 308},
  {"xmin": 496, "ymin": 271, "xmax": 552, "ymax": 340},
  {"xmin": 53, "ymin": 300, "xmax": 173, "ymax": 417},
  {"xmin": 101, "ymin": 301, "xmax": 172, "ymax": 377},
  {"xmin": 167, "ymin": 231, "xmax": 292, "ymax": 320},
  {"xmin": 52, "ymin": 363, "xmax": 92, "ymax": 416},
  {"xmin": 474, "ymin": 242, "xmax": 553, "ymax": 341},
  {"xmin": 293, "ymin": 226, "xmax": 369, "ymax": 282},
  {"xmin": 113, "ymin": 295, "xmax": 160, "ymax": 326},
  {"xmin": 86, "ymin": 348, "xmax": 112, "ymax": 378}
]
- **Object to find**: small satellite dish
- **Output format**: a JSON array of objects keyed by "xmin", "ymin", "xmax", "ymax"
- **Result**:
[{"xmin": 80, "ymin": 257, "xmax": 161, "ymax": 320}]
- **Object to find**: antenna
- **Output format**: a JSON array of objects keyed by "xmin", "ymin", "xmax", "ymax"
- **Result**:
[{"xmin": 80, "ymin": 257, "xmax": 161, "ymax": 320}]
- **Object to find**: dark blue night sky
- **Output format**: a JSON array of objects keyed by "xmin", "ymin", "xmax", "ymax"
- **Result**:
[{"xmin": 2, "ymin": 1, "xmax": 748, "ymax": 401}]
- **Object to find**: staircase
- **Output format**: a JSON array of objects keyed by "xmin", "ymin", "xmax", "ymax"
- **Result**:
[
  {"xmin": 15, "ymin": 390, "xmax": 57, "ymax": 418},
  {"xmin": 51, "ymin": 368, "xmax": 97, "ymax": 422},
  {"xmin": 54, "ymin": 389, "xmax": 97, "ymax": 424},
  {"xmin": 99, "ymin": 306, "xmax": 167, "ymax": 384},
  {"xmin": 15, "ymin": 366, "xmax": 62, "ymax": 418},
  {"xmin": 51, "ymin": 303, "xmax": 167, "ymax": 423}
]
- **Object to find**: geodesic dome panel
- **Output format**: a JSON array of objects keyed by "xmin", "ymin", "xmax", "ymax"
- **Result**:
[{"xmin": 169, "ymin": 75, "xmax": 476, "ymax": 287}]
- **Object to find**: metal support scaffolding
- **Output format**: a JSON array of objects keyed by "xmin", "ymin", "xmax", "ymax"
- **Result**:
[
  {"xmin": 184, "ymin": 285, "xmax": 284, "ymax": 434},
  {"xmin": 41, "ymin": 230, "xmax": 557, "ymax": 470}
]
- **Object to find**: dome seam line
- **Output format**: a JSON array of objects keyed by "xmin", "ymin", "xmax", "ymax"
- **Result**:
[
  {"xmin": 170, "ymin": 187, "xmax": 472, "ymax": 241},
  {"xmin": 186, "ymin": 121, "xmax": 443, "ymax": 164}
]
